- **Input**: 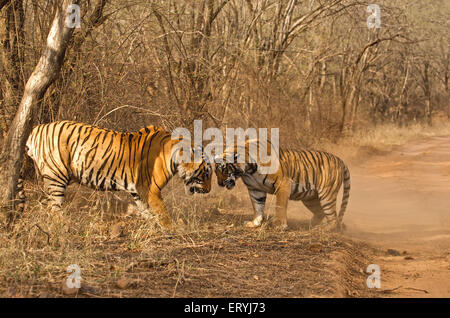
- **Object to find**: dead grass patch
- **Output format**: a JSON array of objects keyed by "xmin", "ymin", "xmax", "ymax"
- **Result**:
[{"xmin": 0, "ymin": 179, "xmax": 377, "ymax": 298}]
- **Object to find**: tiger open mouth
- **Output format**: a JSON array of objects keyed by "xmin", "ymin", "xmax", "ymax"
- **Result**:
[
  {"xmin": 186, "ymin": 184, "xmax": 209, "ymax": 195},
  {"xmin": 223, "ymin": 178, "xmax": 236, "ymax": 189},
  {"xmin": 185, "ymin": 175, "xmax": 210, "ymax": 195}
]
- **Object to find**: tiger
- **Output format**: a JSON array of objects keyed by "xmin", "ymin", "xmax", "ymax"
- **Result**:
[
  {"xmin": 214, "ymin": 139, "xmax": 350, "ymax": 231},
  {"xmin": 25, "ymin": 120, "xmax": 212, "ymax": 229}
]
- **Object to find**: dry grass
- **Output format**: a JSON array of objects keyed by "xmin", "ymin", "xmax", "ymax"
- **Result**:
[
  {"xmin": 349, "ymin": 122, "xmax": 450, "ymax": 150},
  {"xmin": 0, "ymin": 178, "xmax": 376, "ymax": 298},
  {"xmin": 313, "ymin": 121, "xmax": 450, "ymax": 167},
  {"xmin": 3, "ymin": 120, "xmax": 450, "ymax": 297}
]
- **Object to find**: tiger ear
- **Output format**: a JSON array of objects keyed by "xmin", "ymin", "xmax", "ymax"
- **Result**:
[
  {"xmin": 245, "ymin": 162, "xmax": 258, "ymax": 174},
  {"xmin": 175, "ymin": 136, "xmax": 185, "ymax": 143},
  {"xmin": 233, "ymin": 153, "xmax": 240, "ymax": 162},
  {"xmin": 192, "ymin": 145, "xmax": 203, "ymax": 155},
  {"xmin": 213, "ymin": 154, "xmax": 223, "ymax": 164}
]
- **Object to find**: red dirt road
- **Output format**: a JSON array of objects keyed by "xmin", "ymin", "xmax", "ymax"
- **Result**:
[{"xmin": 345, "ymin": 136, "xmax": 450, "ymax": 297}]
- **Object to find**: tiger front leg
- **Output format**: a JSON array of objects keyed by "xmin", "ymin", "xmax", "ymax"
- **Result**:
[
  {"xmin": 147, "ymin": 191, "xmax": 174, "ymax": 230},
  {"xmin": 245, "ymin": 190, "xmax": 267, "ymax": 228},
  {"xmin": 272, "ymin": 182, "xmax": 290, "ymax": 230},
  {"xmin": 129, "ymin": 192, "xmax": 151, "ymax": 218}
]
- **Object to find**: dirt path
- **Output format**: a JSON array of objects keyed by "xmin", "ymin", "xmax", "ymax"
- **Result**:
[{"xmin": 344, "ymin": 136, "xmax": 450, "ymax": 297}]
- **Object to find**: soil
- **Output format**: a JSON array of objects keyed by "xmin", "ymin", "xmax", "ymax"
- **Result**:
[
  {"xmin": 344, "ymin": 135, "xmax": 450, "ymax": 297},
  {"xmin": 246, "ymin": 134, "xmax": 450, "ymax": 298}
]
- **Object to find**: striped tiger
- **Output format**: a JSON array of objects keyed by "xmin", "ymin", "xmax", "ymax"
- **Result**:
[
  {"xmin": 214, "ymin": 140, "xmax": 350, "ymax": 231},
  {"xmin": 25, "ymin": 121, "xmax": 212, "ymax": 229},
  {"xmin": 14, "ymin": 177, "xmax": 26, "ymax": 214}
]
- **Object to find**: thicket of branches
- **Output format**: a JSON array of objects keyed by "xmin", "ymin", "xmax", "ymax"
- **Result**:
[
  {"xmin": 1, "ymin": 0, "xmax": 449, "ymax": 139},
  {"xmin": 0, "ymin": 0, "xmax": 448, "ymax": 212}
]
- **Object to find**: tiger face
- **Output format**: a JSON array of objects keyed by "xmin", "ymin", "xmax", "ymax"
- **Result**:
[
  {"xmin": 180, "ymin": 161, "xmax": 212, "ymax": 195},
  {"xmin": 214, "ymin": 154, "xmax": 244, "ymax": 190},
  {"xmin": 176, "ymin": 146, "xmax": 212, "ymax": 195}
]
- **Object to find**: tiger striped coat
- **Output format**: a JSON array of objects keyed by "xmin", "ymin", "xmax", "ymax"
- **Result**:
[
  {"xmin": 26, "ymin": 121, "xmax": 212, "ymax": 229},
  {"xmin": 214, "ymin": 141, "xmax": 350, "ymax": 230}
]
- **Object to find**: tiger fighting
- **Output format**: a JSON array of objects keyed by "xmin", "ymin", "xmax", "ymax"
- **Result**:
[{"xmin": 23, "ymin": 120, "xmax": 350, "ymax": 232}]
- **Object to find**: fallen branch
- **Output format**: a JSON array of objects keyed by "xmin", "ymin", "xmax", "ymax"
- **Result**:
[
  {"xmin": 380, "ymin": 285, "xmax": 402, "ymax": 293},
  {"xmin": 380, "ymin": 285, "xmax": 429, "ymax": 294},
  {"xmin": 404, "ymin": 287, "xmax": 429, "ymax": 294},
  {"xmin": 30, "ymin": 223, "xmax": 51, "ymax": 245}
]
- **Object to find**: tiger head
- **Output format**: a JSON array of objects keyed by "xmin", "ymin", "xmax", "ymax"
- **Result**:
[
  {"xmin": 173, "ymin": 143, "xmax": 212, "ymax": 196},
  {"xmin": 214, "ymin": 153, "xmax": 255, "ymax": 190}
]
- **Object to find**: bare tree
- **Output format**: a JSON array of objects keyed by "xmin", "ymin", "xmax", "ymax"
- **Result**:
[
  {"xmin": 151, "ymin": 0, "xmax": 230, "ymax": 127},
  {"xmin": 39, "ymin": 0, "xmax": 109, "ymax": 124},
  {"xmin": 0, "ymin": 0, "xmax": 79, "ymax": 219},
  {"xmin": 434, "ymin": 43, "xmax": 449, "ymax": 119},
  {"xmin": 415, "ymin": 60, "xmax": 433, "ymax": 126}
]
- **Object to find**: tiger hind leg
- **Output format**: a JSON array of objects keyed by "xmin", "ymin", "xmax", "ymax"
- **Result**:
[
  {"xmin": 318, "ymin": 194, "xmax": 341, "ymax": 231},
  {"xmin": 16, "ymin": 177, "xmax": 26, "ymax": 214},
  {"xmin": 43, "ymin": 176, "xmax": 68, "ymax": 212},
  {"xmin": 302, "ymin": 198, "xmax": 325, "ymax": 227}
]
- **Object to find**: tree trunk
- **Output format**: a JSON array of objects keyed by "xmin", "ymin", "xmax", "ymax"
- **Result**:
[
  {"xmin": 0, "ymin": 0, "xmax": 78, "ymax": 220},
  {"xmin": 421, "ymin": 62, "xmax": 433, "ymax": 126},
  {"xmin": 447, "ymin": 89, "xmax": 449, "ymax": 120},
  {"xmin": 341, "ymin": 84, "xmax": 357, "ymax": 137},
  {"xmin": 305, "ymin": 85, "xmax": 313, "ymax": 130},
  {"xmin": 425, "ymin": 97, "xmax": 432, "ymax": 126},
  {"xmin": 445, "ymin": 76, "xmax": 449, "ymax": 120}
]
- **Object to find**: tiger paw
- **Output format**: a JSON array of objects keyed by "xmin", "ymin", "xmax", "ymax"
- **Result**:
[
  {"xmin": 158, "ymin": 217, "xmax": 175, "ymax": 231},
  {"xmin": 271, "ymin": 219, "xmax": 288, "ymax": 231},
  {"xmin": 274, "ymin": 224, "xmax": 288, "ymax": 231},
  {"xmin": 245, "ymin": 220, "xmax": 262, "ymax": 228},
  {"xmin": 334, "ymin": 222, "xmax": 346, "ymax": 233},
  {"xmin": 317, "ymin": 221, "xmax": 340, "ymax": 232}
]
